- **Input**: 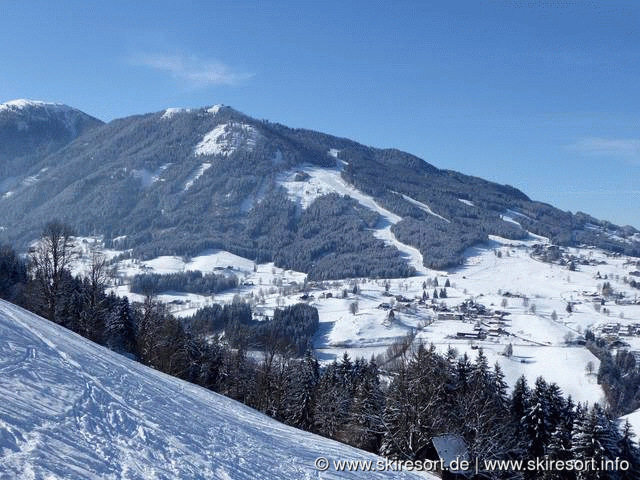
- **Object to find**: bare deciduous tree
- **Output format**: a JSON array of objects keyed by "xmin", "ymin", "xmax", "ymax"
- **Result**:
[
  {"xmin": 29, "ymin": 221, "xmax": 76, "ymax": 322},
  {"xmin": 81, "ymin": 247, "xmax": 108, "ymax": 340},
  {"xmin": 585, "ymin": 361, "xmax": 595, "ymax": 375}
]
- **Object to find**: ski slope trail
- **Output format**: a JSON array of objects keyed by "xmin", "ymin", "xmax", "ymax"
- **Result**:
[
  {"xmin": 0, "ymin": 300, "xmax": 429, "ymax": 479},
  {"xmin": 278, "ymin": 166, "xmax": 431, "ymax": 275}
]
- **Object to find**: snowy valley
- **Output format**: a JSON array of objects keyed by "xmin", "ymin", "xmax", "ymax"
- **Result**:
[{"xmin": 71, "ymin": 223, "xmax": 640, "ymax": 412}]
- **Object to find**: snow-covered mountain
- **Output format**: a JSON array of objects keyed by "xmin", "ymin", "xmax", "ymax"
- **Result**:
[
  {"xmin": 0, "ymin": 299, "xmax": 429, "ymax": 479},
  {"xmin": 0, "ymin": 99, "xmax": 103, "ymax": 183},
  {"xmin": 0, "ymin": 102, "xmax": 638, "ymax": 280}
]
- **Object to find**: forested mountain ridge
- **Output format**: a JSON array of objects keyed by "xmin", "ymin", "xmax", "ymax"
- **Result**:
[
  {"xmin": 0, "ymin": 101, "xmax": 638, "ymax": 279},
  {"xmin": 0, "ymin": 99, "xmax": 103, "ymax": 181}
]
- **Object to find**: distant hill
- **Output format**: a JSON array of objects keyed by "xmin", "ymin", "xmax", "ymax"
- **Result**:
[
  {"xmin": 0, "ymin": 99, "xmax": 103, "ymax": 181},
  {"xmin": 0, "ymin": 102, "xmax": 638, "ymax": 279}
]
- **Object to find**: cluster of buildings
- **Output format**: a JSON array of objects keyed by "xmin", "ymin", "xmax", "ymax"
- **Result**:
[{"xmin": 599, "ymin": 322, "xmax": 640, "ymax": 337}]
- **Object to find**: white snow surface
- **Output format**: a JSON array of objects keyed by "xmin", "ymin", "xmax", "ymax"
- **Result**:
[
  {"xmin": 160, "ymin": 107, "xmax": 191, "ymax": 119},
  {"xmin": 506, "ymin": 209, "xmax": 533, "ymax": 221},
  {"xmin": 622, "ymin": 409, "xmax": 640, "ymax": 439},
  {"xmin": 194, "ymin": 122, "xmax": 259, "ymax": 157},
  {"xmin": 501, "ymin": 215, "xmax": 522, "ymax": 227},
  {"xmin": 458, "ymin": 199, "xmax": 474, "ymax": 207},
  {"xmin": 183, "ymin": 163, "xmax": 212, "ymax": 191},
  {"xmin": 73, "ymin": 229, "xmax": 640, "ymax": 409},
  {"xmin": 0, "ymin": 300, "xmax": 428, "ymax": 480},
  {"xmin": 207, "ymin": 104, "xmax": 223, "ymax": 115},
  {"xmin": 392, "ymin": 192, "xmax": 450, "ymax": 223},
  {"xmin": 131, "ymin": 164, "xmax": 172, "ymax": 188},
  {"xmin": 0, "ymin": 99, "xmax": 68, "ymax": 113},
  {"xmin": 278, "ymin": 166, "xmax": 430, "ymax": 274},
  {"xmin": 279, "ymin": 166, "xmax": 400, "ymax": 219},
  {"xmin": 0, "ymin": 99, "xmax": 87, "ymax": 136}
]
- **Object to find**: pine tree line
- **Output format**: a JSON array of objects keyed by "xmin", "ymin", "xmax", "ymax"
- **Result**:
[
  {"xmin": 588, "ymin": 338, "xmax": 640, "ymax": 417},
  {"xmin": 130, "ymin": 270, "xmax": 239, "ymax": 296}
]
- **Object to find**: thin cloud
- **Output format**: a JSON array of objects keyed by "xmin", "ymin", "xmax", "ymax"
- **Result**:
[
  {"xmin": 132, "ymin": 52, "xmax": 253, "ymax": 88},
  {"xmin": 566, "ymin": 138, "xmax": 640, "ymax": 163}
]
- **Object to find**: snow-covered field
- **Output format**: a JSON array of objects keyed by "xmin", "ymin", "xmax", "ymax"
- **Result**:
[
  {"xmin": 0, "ymin": 300, "xmax": 430, "ymax": 479},
  {"xmin": 69, "ymin": 229, "xmax": 640, "ymax": 408},
  {"xmin": 160, "ymin": 107, "xmax": 191, "ymax": 120}
]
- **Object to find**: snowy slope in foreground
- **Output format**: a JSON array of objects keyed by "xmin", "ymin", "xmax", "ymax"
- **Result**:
[{"xmin": 0, "ymin": 301, "xmax": 428, "ymax": 480}]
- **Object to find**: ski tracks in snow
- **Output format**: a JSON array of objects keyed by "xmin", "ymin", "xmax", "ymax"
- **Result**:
[{"xmin": 0, "ymin": 300, "xmax": 429, "ymax": 479}]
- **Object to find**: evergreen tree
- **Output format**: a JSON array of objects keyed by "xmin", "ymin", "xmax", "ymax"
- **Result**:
[
  {"xmin": 0, "ymin": 244, "xmax": 27, "ymax": 303},
  {"xmin": 455, "ymin": 353, "xmax": 472, "ymax": 396},
  {"xmin": 314, "ymin": 362, "xmax": 349, "ymax": 440},
  {"xmin": 381, "ymin": 344, "xmax": 450, "ymax": 459},
  {"xmin": 56, "ymin": 274, "xmax": 84, "ymax": 334},
  {"xmin": 511, "ymin": 375, "xmax": 531, "ymax": 457},
  {"xmin": 219, "ymin": 345, "xmax": 252, "ymax": 402},
  {"xmin": 522, "ymin": 377, "xmax": 552, "ymax": 461},
  {"xmin": 105, "ymin": 296, "xmax": 136, "ymax": 354},
  {"xmin": 338, "ymin": 352, "xmax": 355, "ymax": 394},
  {"xmin": 618, "ymin": 420, "xmax": 640, "ymax": 480},
  {"xmin": 491, "ymin": 363, "xmax": 510, "ymax": 415},
  {"xmin": 346, "ymin": 359, "xmax": 384, "ymax": 452},
  {"xmin": 380, "ymin": 365, "xmax": 414, "ymax": 459},
  {"xmin": 465, "ymin": 352, "xmax": 513, "ymax": 465},
  {"xmin": 545, "ymin": 382, "xmax": 566, "ymax": 435},
  {"xmin": 544, "ymin": 424, "xmax": 576, "ymax": 480},
  {"xmin": 135, "ymin": 295, "xmax": 164, "ymax": 363},
  {"xmin": 572, "ymin": 404, "xmax": 620, "ymax": 480},
  {"xmin": 286, "ymin": 351, "xmax": 319, "ymax": 431}
]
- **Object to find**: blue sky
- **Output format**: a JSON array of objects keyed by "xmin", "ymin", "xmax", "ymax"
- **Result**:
[{"xmin": 2, "ymin": 1, "xmax": 640, "ymax": 227}]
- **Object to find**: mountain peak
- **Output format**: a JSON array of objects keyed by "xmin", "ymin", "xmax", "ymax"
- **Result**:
[
  {"xmin": 159, "ymin": 104, "xmax": 235, "ymax": 121},
  {"xmin": 0, "ymin": 99, "xmax": 71, "ymax": 113},
  {"xmin": 206, "ymin": 103, "xmax": 225, "ymax": 114},
  {"xmin": 0, "ymin": 99, "xmax": 104, "ymax": 182}
]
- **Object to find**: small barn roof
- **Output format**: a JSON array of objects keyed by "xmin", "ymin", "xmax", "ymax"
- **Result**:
[{"xmin": 431, "ymin": 434, "xmax": 468, "ymax": 468}]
